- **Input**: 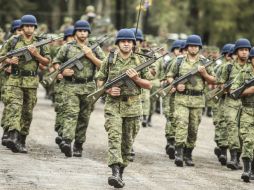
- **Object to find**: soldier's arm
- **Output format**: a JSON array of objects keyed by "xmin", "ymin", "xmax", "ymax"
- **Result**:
[
  {"xmin": 28, "ymin": 44, "xmax": 50, "ymax": 66},
  {"xmin": 126, "ymin": 68, "xmax": 152, "ymax": 90},
  {"xmin": 83, "ymin": 46, "xmax": 103, "ymax": 68},
  {"xmin": 198, "ymin": 65, "xmax": 216, "ymax": 84},
  {"xmin": 95, "ymin": 55, "xmax": 109, "ymax": 87}
]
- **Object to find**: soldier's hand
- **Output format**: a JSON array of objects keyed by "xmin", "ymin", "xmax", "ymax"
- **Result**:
[
  {"xmin": 4, "ymin": 65, "xmax": 11, "ymax": 73},
  {"xmin": 62, "ymin": 68, "xmax": 74, "ymax": 76},
  {"xmin": 28, "ymin": 45, "xmax": 39, "ymax": 57},
  {"xmin": 106, "ymin": 86, "xmax": 121, "ymax": 96},
  {"xmin": 176, "ymin": 83, "xmax": 185, "ymax": 92},
  {"xmin": 6, "ymin": 57, "xmax": 19, "ymax": 65},
  {"xmin": 83, "ymin": 46, "xmax": 93, "ymax": 59},
  {"xmin": 170, "ymin": 87, "xmax": 176, "ymax": 94},
  {"xmin": 198, "ymin": 65, "xmax": 208, "ymax": 77},
  {"xmin": 57, "ymin": 74, "xmax": 63, "ymax": 79},
  {"xmin": 126, "ymin": 68, "xmax": 139, "ymax": 81}
]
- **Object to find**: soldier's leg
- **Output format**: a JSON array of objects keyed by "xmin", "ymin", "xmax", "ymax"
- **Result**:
[
  {"xmin": 2, "ymin": 86, "xmax": 23, "ymax": 152},
  {"xmin": 239, "ymin": 109, "xmax": 254, "ymax": 182},
  {"xmin": 141, "ymin": 89, "xmax": 150, "ymax": 127},
  {"xmin": 174, "ymin": 104, "xmax": 190, "ymax": 167},
  {"xmin": 73, "ymin": 94, "xmax": 93, "ymax": 157},
  {"xmin": 105, "ymin": 112, "xmax": 125, "ymax": 188},
  {"xmin": 61, "ymin": 92, "xmax": 80, "ymax": 157},
  {"xmin": 185, "ymin": 107, "xmax": 202, "ymax": 166},
  {"xmin": 18, "ymin": 88, "xmax": 37, "ymax": 153},
  {"xmin": 224, "ymin": 106, "xmax": 241, "ymax": 169}
]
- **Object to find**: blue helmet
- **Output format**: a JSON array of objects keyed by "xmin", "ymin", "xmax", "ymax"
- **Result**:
[
  {"xmin": 64, "ymin": 26, "xmax": 74, "ymax": 40},
  {"xmin": 186, "ymin": 34, "xmax": 202, "ymax": 48},
  {"xmin": 73, "ymin": 20, "xmax": 91, "ymax": 34},
  {"xmin": 221, "ymin": 43, "xmax": 234, "ymax": 55},
  {"xmin": 11, "ymin": 19, "xmax": 21, "ymax": 33},
  {"xmin": 130, "ymin": 28, "xmax": 144, "ymax": 41},
  {"xmin": 21, "ymin": 15, "xmax": 37, "ymax": 28},
  {"xmin": 115, "ymin": 28, "xmax": 136, "ymax": 45},
  {"xmin": 233, "ymin": 38, "xmax": 251, "ymax": 53},
  {"xmin": 170, "ymin": 40, "xmax": 183, "ymax": 52},
  {"xmin": 180, "ymin": 40, "xmax": 186, "ymax": 52},
  {"xmin": 228, "ymin": 45, "xmax": 235, "ymax": 56},
  {"xmin": 249, "ymin": 47, "xmax": 254, "ymax": 58}
]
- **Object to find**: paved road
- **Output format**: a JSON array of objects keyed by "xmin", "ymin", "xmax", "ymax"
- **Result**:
[{"xmin": 0, "ymin": 86, "xmax": 253, "ymax": 190}]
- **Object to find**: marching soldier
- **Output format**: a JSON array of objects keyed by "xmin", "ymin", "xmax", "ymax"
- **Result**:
[
  {"xmin": 52, "ymin": 20, "xmax": 105, "ymax": 157},
  {"xmin": 96, "ymin": 28, "xmax": 152, "ymax": 188},
  {"xmin": 231, "ymin": 46, "xmax": 254, "ymax": 182},
  {"xmin": 166, "ymin": 35, "xmax": 216, "ymax": 167},
  {"xmin": 1, "ymin": 19, "xmax": 23, "ymax": 146},
  {"xmin": 0, "ymin": 15, "xmax": 51, "ymax": 153}
]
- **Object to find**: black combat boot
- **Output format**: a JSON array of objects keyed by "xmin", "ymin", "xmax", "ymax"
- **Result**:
[
  {"xmin": 218, "ymin": 147, "xmax": 227, "ymax": 166},
  {"xmin": 251, "ymin": 159, "xmax": 254, "ymax": 180},
  {"xmin": 73, "ymin": 141, "xmax": 83, "ymax": 157},
  {"xmin": 206, "ymin": 107, "xmax": 212, "ymax": 117},
  {"xmin": 19, "ymin": 134, "xmax": 28, "ymax": 154},
  {"xmin": 147, "ymin": 115, "xmax": 152, "ymax": 127},
  {"xmin": 184, "ymin": 148, "xmax": 195, "ymax": 166},
  {"xmin": 128, "ymin": 148, "xmax": 135, "ymax": 162},
  {"xmin": 175, "ymin": 146, "xmax": 183, "ymax": 167},
  {"xmin": 241, "ymin": 158, "xmax": 251, "ymax": 182},
  {"xmin": 166, "ymin": 138, "xmax": 175, "ymax": 159},
  {"xmin": 236, "ymin": 151, "xmax": 242, "ymax": 170},
  {"xmin": 214, "ymin": 146, "xmax": 221, "ymax": 159},
  {"xmin": 61, "ymin": 139, "xmax": 72, "ymax": 157},
  {"xmin": 227, "ymin": 149, "xmax": 238, "ymax": 170},
  {"xmin": 142, "ymin": 115, "xmax": 147, "ymax": 127},
  {"xmin": 108, "ymin": 164, "xmax": 124, "ymax": 188},
  {"xmin": 6, "ymin": 130, "xmax": 20, "ymax": 153},
  {"xmin": 55, "ymin": 136, "xmax": 62, "ymax": 145},
  {"xmin": 1, "ymin": 129, "xmax": 9, "ymax": 146},
  {"xmin": 119, "ymin": 166, "xmax": 125, "ymax": 186}
]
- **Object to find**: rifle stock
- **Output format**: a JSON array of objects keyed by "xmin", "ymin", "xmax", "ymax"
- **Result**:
[{"xmin": 230, "ymin": 78, "xmax": 254, "ymax": 99}]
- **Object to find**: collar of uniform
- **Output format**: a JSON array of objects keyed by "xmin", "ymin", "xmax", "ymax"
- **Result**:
[
  {"xmin": 116, "ymin": 51, "xmax": 136, "ymax": 62},
  {"xmin": 19, "ymin": 34, "xmax": 38, "ymax": 44},
  {"xmin": 185, "ymin": 54, "xmax": 201, "ymax": 63},
  {"xmin": 71, "ymin": 39, "xmax": 90, "ymax": 49},
  {"xmin": 233, "ymin": 59, "xmax": 247, "ymax": 70}
]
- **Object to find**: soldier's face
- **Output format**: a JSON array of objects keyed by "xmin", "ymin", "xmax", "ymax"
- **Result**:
[
  {"xmin": 251, "ymin": 57, "xmax": 254, "ymax": 66},
  {"xmin": 118, "ymin": 40, "xmax": 134, "ymax": 53},
  {"xmin": 15, "ymin": 28, "xmax": 23, "ymax": 35},
  {"xmin": 187, "ymin": 45, "xmax": 200, "ymax": 56},
  {"xmin": 173, "ymin": 48, "xmax": 181, "ymax": 56},
  {"xmin": 75, "ymin": 30, "xmax": 89, "ymax": 41},
  {"xmin": 22, "ymin": 25, "xmax": 35, "ymax": 36},
  {"xmin": 237, "ymin": 48, "xmax": 249, "ymax": 61}
]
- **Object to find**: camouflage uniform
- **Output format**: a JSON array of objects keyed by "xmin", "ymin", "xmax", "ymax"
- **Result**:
[
  {"xmin": 96, "ymin": 52, "xmax": 148, "ymax": 167},
  {"xmin": 53, "ymin": 40, "xmax": 105, "ymax": 146},
  {"xmin": 0, "ymin": 35, "xmax": 50, "ymax": 136},
  {"xmin": 231, "ymin": 63, "xmax": 254, "ymax": 180},
  {"xmin": 167, "ymin": 54, "xmax": 215, "ymax": 166}
]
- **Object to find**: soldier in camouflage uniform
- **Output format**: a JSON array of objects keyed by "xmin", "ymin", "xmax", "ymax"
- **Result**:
[
  {"xmin": 231, "ymin": 46, "xmax": 254, "ymax": 182},
  {"xmin": 54, "ymin": 26, "xmax": 74, "ymax": 147},
  {"xmin": 96, "ymin": 28, "xmax": 152, "ymax": 188},
  {"xmin": 0, "ymin": 15, "xmax": 51, "ymax": 153},
  {"xmin": 212, "ymin": 43, "xmax": 234, "ymax": 162},
  {"xmin": 164, "ymin": 39, "xmax": 182, "ymax": 159},
  {"xmin": 217, "ymin": 39, "xmax": 251, "ymax": 169},
  {"xmin": 53, "ymin": 20, "xmax": 105, "ymax": 157},
  {"xmin": 167, "ymin": 35, "xmax": 216, "ymax": 167},
  {"xmin": 1, "ymin": 19, "xmax": 23, "ymax": 146}
]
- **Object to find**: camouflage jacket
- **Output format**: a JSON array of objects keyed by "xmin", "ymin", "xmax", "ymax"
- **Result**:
[
  {"xmin": 0, "ymin": 35, "xmax": 51, "ymax": 88},
  {"xmin": 167, "ymin": 54, "xmax": 215, "ymax": 108},
  {"xmin": 96, "ymin": 51, "xmax": 149, "ymax": 117},
  {"xmin": 53, "ymin": 39, "xmax": 105, "ymax": 95}
]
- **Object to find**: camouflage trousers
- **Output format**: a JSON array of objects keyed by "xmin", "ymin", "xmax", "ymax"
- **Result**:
[
  {"xmin": 214, "ymin": 99, "xmax": 228, "ymax": 148},
  {"xmin": 165, "ymin": 95, "xmax": 176, "ymax": 140},
  {"xmin": 53, "ymin": 81, "xmax": 65, "ymax": 136},
  {"xmin": 239, "ymin": 107, "xmax": 254, "ymax": 159},
  {"xmin": 141, "ymin": 89, "xmax": 150, "ymax": 116},
  {"xmin": 62, "ymin": 92, "xmax": 93, "ymax": 143},
  {"xmin": 174, "ymin": 104, "xmax": 202, "ymax": 148},
  {"xmin": 1, "ymin": 85, "xmax": 37, "ymax": 135},
  {"xmin": 223, "ymin": 103, "xmax": 241, "ymax": 150},
  {"xmin": 212, "ymin": 100, "xmax": 222, "ymax": 146},
  {"xmin": 104, "ymin": 114, "xmax": 140, "ymax": 167}
]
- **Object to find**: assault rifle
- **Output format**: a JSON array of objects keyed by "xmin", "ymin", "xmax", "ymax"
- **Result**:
[
  {"xmin": 206, "ymin": 80, "xmax": 233, "ymax": 101},
  {"xmin": 150, "ymin": 55, "xmax": 223, "ymax": 98},
  {"xmin": 230, "ymin": 77, "xmax": 254, "ymax": 99},
  {"xmin": 0, "ymin": 35, "xmax": 63, "ymax": 71},
  {"xmin": 41, "ymin": 34, "xmax": 111, "ymax": 87},
  {"xmin": 86, "ymin": 53, "xmax": 169, "ymax": 104}
]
